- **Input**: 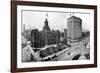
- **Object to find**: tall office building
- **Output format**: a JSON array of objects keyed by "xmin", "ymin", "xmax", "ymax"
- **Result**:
[
  {"xmin": 67, "ymin": 16, "xmax": 82, "ymax": 42},
  {"xmin": 30, "ymin": 29, "xmax": 40, "ymax": 48}
]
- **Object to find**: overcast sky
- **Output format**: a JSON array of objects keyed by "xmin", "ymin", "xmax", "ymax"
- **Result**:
[{"xmin": 22, "ymin": 10, "xmax": 90, "ymax": 32}]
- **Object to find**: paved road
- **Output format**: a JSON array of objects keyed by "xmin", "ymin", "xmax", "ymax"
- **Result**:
[{"xmin": 57, "ymin": 36, "xmax": 90, "ymax": 60}]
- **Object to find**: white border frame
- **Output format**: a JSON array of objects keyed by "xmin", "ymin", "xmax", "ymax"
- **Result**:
[{"xmin": 17, "ymin": 5, "xmax": 94, "ymax": 68}]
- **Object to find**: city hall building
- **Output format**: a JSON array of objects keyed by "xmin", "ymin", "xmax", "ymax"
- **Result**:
[
  {"xmin": 67, "ymin": 16, "xmax": 82, "ymax": 43},
  {"xmin": 30, "ymin": 17, "xmax": 60, "ymax": 48}
]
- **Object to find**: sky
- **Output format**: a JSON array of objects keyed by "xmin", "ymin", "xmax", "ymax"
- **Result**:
[{"xmin": 22, "ymin": 10, "xmax": 90, "ymax": 32}]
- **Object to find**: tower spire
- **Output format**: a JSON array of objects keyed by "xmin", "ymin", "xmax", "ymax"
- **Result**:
[{"xmin": 43, "ymin": 13, "xmax": 50, "ymax": 31}]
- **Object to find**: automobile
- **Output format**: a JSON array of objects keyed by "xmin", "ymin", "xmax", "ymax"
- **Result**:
[{"xmin": 72, "ymin": 54, "xmax": 81, "ymax": 60}]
